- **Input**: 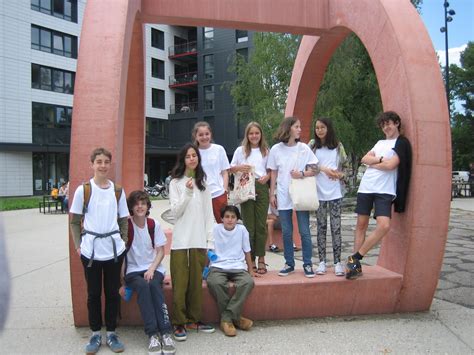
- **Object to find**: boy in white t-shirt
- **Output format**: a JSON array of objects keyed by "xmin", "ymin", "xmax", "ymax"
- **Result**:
[
  {"xmin": 346, "ymin": 111, "xmax": 411, "ymax": 279},
  {"xmin": 121, "ymin": 190, "xmax": 176, "ymax": 354},
  {"xmin": 206, "ymin": 205, "xmax": 256, "ymax": 337},
  {"xmin": 69, "ymin": 147, "xmax": 129, "ymax": 354}
]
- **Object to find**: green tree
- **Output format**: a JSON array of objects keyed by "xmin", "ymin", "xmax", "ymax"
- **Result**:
[
  {"xmin": 449, "ymin": 42, "xmax": 474, "ymax": 170},
  {"xmin": 229, "ymin": 33, "xmax": 300, "ymax": 141},
  {"xmin": 314, "ymin": 34, "xmax": 382, "ymax": 186}
]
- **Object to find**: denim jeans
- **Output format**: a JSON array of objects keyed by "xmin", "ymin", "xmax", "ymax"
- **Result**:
[{"xmin": 278, "ymin": 209, "xmax": 313, "ymax": 267}]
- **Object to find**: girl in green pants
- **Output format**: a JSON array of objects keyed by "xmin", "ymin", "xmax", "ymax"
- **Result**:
[{"xmin": 230, "ymin": 122, "xmax": 270, "ymax": 274}]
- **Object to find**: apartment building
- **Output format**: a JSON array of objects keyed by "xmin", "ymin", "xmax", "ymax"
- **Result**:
[{"xmin": 0, "ymin": 1, "xmax": 253, "ymax": 196}]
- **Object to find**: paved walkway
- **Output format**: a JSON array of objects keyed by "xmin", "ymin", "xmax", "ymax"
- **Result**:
[{"xmin": 0, "ymin": 198, "xmax": 472, "ymax": 353}]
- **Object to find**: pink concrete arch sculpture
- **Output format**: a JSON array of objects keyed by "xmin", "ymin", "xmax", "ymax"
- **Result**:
[{"xmin": 70, "ymin": 0, "xmax": 450, "ymax": 325}]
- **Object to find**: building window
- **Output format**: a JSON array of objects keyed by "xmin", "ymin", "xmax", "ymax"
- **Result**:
[
  {"xmin": 32, "ymin": 64, "xmax": 75, "ymax": 94},
  {"xmin": 152, "ymin": 88, "xmax": 165, "ymax": 109},
  {"xmin": 146, "ymin": 117, "xmax": 168, "ymax": 139},
  {"xmin": 203, "ymin": 27, "xmax": 214, "ymax": 49},
  {"xmin": 31, "ymin": 25, "xmax": 77, "ymax": 58},
  {"xmin": 236, "ymin": 48, "xmax": 249, "ymax": 62},
  {"xmin": 32, "ymin": 102, "xmax": 72, "ymax": 144},
  {"xmin": 204, "ymin": 85, "xmax": 214, "ymax": 111},
  {"xmin": 151, "ymin": 58, "xmax": 165, "ymax": 79},
  {"xmin": 31, "ymin": 0, "xmax": 78, "ymax": 23},
  {"xmin": 236, "ymin": 30, "xmax": 248, "ymax": 43},
  {"xmin": 151, "ymin": 28, "xmax": 164, "ymax": 50},
  {"xmin": 203, "ymin": 55, "xmax": 214, "ymax": 80}
]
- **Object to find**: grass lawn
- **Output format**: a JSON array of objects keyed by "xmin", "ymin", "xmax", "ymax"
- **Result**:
[{"xmin": 0, "ymin": 196, "xmax": 43, "ymax": 211}]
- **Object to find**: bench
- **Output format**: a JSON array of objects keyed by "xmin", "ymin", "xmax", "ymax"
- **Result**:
[{"xmin": 39, "ymin": 196, "xmax": 65, "ymax": 214}]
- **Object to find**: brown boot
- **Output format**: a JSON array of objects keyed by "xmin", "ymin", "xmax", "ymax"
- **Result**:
[
  {"xmin": 233, "ymin": 316, "xmax": 253, "ymax": 330},
  {"xmin": 220, "ymin": 321, "xmax": 237, "ymax": 337}
]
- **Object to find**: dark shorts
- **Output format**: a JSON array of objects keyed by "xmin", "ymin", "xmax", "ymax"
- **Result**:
[{"xmin": 355, "ymin": 193, "xmax": 394, "ymax": 218}]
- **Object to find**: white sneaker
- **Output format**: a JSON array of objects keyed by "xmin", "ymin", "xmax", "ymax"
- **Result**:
[
  {"xmin": 334, "ymin": 262, "xmax": 345, "ymax": 276},
  {"xmin": 148, "ymin": 334, "xmax": 161, "ymax": 355},
  {"xmin": 316, "ymin": 261, "xmax": 326, "ymax": 275}
]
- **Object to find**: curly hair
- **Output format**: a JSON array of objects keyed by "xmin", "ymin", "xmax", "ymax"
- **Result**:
[{"xmin": 127, "ymin": 190, "xmax": 151, "ymax": 216}]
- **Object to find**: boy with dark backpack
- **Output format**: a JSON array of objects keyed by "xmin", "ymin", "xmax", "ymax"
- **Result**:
[
  {"xmin": 121, "ymin": 190, "xmax": 175, "ymax": 354},
  {"xmin": 69, "ymin": 147, "xmax": 129, "ymax": 354}
]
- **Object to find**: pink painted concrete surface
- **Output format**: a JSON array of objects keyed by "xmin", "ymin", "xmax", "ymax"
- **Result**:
[{"xmin": 70, "ymin": 0, "xmax": 450, "ymax": 325}]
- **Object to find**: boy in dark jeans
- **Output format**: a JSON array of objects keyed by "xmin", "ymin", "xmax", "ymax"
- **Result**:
[
  {"xmin": 69, "ymin": 147, "xmax": 129, "ymax": 354},
  {"xmin": 346, "ymin": 111, "xmax": 411, "ymax": 279},
  {"xmin": 121, "ymin": 190, "xmax": 175, "ymax": 354},
  {"xmin": 206, "ymin": 205, "xmax": 256, "ymax": 337}
]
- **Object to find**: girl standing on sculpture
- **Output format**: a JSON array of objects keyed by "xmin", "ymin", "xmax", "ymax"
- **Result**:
[
  {"xmin": 192, "ymin": 121, "xmax": 230, "ymax": 223},
  {"xmin": 309, "ymin": 117, "xmax": 350, "ymax": 276},
  {"xmin": 230, "ymin": 122, "xmax": 270, "ymax": 274},
  {"xmin": 168, "ymin": 143, "xmax": 216, "ymax": 341},
  {"xmin": 267, "ymin": 116, "xmax": 318, "ymax": 278}
]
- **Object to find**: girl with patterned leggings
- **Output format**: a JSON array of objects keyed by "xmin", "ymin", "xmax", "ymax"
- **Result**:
[{"xmin": 309, "ymin": 118, "xmax": 350, "ymax": 276}]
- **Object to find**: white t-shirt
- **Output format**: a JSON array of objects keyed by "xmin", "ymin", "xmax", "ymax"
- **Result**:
[
  {"xmin": 230, "ymin": 146, "xmax": 268, "ymax": 178},
  {"xmin": 126, "ymin": 218, "xmax": 167, "ymax": 275},
  {"xmin": 267, "ymin": 142, "xmax": 318, "ymax": 210},
  {"xmin": 315, "ymin": 146, "xmax": 342, "ymax": 201},
  {"xmin": 210, "ymin": 224, "xmax": 251, "ymax": 271},
  {"xmin": 358, "ymin": 138, "xmax": 398, "ymax": 196},
  {"xmin": 199, "ymin": 144, "xmax": 230, "ymax": 198},
  {"xmin": 169, "ymin": 176, "xmax": 215, "ymax": 250},
  {"xmin": 70, "ymin": 179, "xmax": 129, "ymax": 260}
]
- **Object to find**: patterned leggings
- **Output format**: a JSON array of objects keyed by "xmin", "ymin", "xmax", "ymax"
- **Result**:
[{"xmin": 316, "ymin": 198, "xmax": 342, "ymax": 264}]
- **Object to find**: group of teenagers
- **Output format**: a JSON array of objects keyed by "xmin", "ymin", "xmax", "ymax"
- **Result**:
[{"xmin": 69, "ymin": 111, "xmax": 411, "ymax": 354}]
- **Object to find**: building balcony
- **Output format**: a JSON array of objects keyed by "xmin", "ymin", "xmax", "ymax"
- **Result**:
[
  {"xmin": 170, "ymin": 101, "xmax": 198, "ymax": 114},
  {"xmin": 169, "ymin": 72, "xmax": 198, "ymax": 89},
  {"xmin": 168, "ymin": 41, "xmax": 197, "ymax": 61}
]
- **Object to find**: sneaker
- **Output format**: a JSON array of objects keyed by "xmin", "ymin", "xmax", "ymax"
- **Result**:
[
  {"xmin": 173, "ymin": 325, "xmax": 187, "ymax": 341},
  {"xmin": 316, "ymin": 261, "xmax": 327, "ymax": 275},
  {"xmin": 334, "ymin": 262, "xmax": 345, "ymax": 276},
  {"xmin": 303, "ymin": 264, "xmax": 315, "ymax": 278},
  {"xmin": 85, "ymin": 334, "xmax": 102, "ymax": 354},
  {"xmin": 220, "ymin": 321, "xmax": 237, "ymax": 337},
  {"xmin": 269, "ymin": 244, "xmax": 279, "ymax": 252},
  {"xmin": 161, "ymin": 333, "xmax": 176, "ymax": 354},
  {"xmin": 345, "ymin": 256, "xmax": 362, "ymax": 280},
  {"xmin": 148, "ymin": 334, "xmax": 161, "ymax": 355},
  {"xmin": 278, "ymin": 264, "xmax": 295, "ymax": 276},
  {"xmin": 233, "ymin": 316, "xmax": 253, "ymax": 330},
  {"xmin": 186, "ymin": 321, "xmax": 215, "ymax": 333},
  {"xmin": 106, "ymin": 333, "xmax": 124, "ymax": 353}
]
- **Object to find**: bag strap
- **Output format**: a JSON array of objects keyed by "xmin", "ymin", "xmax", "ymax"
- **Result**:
[
  {"xmin": 146, "ymin": 218, "xmax": 155, "ymax": 249},
  {"xmin": 82, "ymin": 182, "xmax": 92, "ymax": 214}
]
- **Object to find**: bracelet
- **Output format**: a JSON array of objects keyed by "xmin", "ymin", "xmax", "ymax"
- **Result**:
[
  {"xmin": 301, "ymin": 170, "xmax": 305, "ymax": 178},
  {"xmin": 379, "ymin": 156, "xmax": 383, "ymax": 163}
]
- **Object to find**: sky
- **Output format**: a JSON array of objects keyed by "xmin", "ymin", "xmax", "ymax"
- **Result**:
[{"xmin": 419, "ymin": 0, "xmax": 473, "ymax": 67}]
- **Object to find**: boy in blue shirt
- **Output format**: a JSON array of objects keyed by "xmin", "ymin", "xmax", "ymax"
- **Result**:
[{"xmin": 206, "ymin": 205, "xmax": 256, "ymax": 337}]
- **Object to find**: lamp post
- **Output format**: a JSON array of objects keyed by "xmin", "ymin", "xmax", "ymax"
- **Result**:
[{"xmin": 440, "ymin": 1, "xmax": 455, "ymax": 117}]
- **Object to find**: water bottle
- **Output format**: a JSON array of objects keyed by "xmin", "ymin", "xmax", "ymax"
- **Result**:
[
  {"xmin": 207, "ymin": 250, "xmax": 218, "ymax": 262},
  {"xmin": 202, "ymin": 266, "xmax": 210, "ymax": 280},
  {"xmin": 123, "ymin": 286, "xmax": 133, "ymax": 302}
]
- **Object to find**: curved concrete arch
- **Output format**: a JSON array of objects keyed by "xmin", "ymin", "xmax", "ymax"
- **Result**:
[
  {"xmin": 70, "ymin": 0, "xmax": 450, "ymax": 324},
  {"xmin": 286, "ymin": 0, "xmax": 451, "ymax": 312}
]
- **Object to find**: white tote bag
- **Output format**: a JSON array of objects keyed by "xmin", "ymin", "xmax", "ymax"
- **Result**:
[
  {"xmin": 289, "ymin": 143, "xmax": 319, "ymax": 211},
  {"xmin": 228, "ymin": 167, "xmax": 256, "ymax": 205}
]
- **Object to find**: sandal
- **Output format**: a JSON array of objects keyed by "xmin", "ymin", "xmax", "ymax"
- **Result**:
[
  {"xmin": 257, "ymin": 262, "xmax": 268, "ymax": 275},
  {"xmin": 269, "ymin": 244, "xmax": 279, "ymax": 252}
]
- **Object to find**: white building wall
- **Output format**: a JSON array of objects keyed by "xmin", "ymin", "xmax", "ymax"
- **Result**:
[
  {"xmin": 0, "ymin": 152, "xmax": 33, "ymax": 197},
  {"xmin": 0, "ymin": 0, "xmax": 86, "ymax": 196},
  {"xmin": 145, "ymin": 24, "xmax": 187, "ymax": 120}
]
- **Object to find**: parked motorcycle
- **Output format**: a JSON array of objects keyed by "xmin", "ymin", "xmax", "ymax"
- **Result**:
[{"xmin": 145, "ymin": 182, "xmax": 169, "ymax": 198}]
